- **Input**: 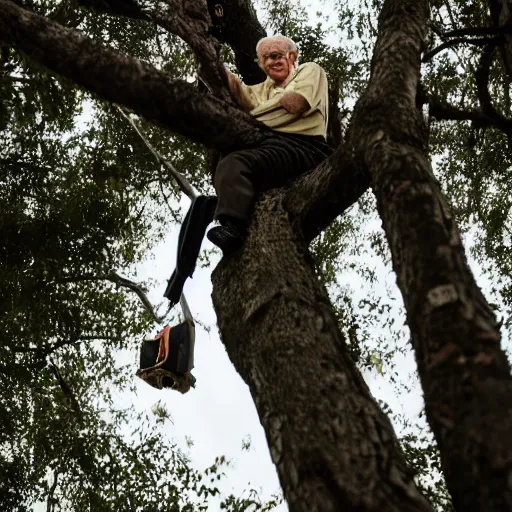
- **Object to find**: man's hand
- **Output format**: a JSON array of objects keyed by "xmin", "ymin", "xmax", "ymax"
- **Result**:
[
  {"xmin": 278, "ymin": 92, "xmax": 310, "ymax": 115},
  {"xmin": 226, "ymin": 70, "xmax": 255, "ymax": 112}
]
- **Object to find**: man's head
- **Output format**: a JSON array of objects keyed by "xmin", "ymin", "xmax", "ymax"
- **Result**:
[{"xmin": 256, "ymin": 36, "xmax": 298, "ymax": 86}]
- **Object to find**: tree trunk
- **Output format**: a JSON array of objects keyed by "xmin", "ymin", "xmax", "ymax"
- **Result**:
[
  {"xmin": 356, "ymin": 2, "xmax": 512, "ymax": 510},
  {"xmin": 214, "ymin": 0, "xmax": 512, "ymax": 510},
  {"xmin": 212, "ymin": 192, "xmax": 432, "ymax": 512}
]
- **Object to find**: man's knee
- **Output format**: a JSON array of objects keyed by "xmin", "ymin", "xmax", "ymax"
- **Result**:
[{"xmin": 214, "ymin": 153, "xmax": 253, "ymax": 193}]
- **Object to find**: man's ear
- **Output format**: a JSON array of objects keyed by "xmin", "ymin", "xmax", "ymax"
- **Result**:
[{"xmin": 289, "ymin": 51, "xmax": 298, "ymax": 67}]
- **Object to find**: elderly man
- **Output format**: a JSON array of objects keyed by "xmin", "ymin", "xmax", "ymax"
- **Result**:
[{"xmin": 207, "ymin": 35, "xmax": 331, "ymax": 253}]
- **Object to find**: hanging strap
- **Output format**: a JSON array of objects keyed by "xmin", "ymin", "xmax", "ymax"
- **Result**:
[{"xmin": 164, "ymin": 195, "xmax": 217, "ymax": 306}]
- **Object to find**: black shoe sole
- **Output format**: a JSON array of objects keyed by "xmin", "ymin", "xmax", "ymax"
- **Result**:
[{"xmin": 207, "ymin": 226, "xmax": 244, "ymax": 254}]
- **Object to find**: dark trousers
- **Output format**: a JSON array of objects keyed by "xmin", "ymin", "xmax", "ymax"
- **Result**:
[{"xmin": 214, "ymin": 133, "xmax": 332, "ymax": 222}]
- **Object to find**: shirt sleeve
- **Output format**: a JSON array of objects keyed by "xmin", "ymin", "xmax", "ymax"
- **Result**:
[{"xmin": 240, "ymin": 82, "xmax": 267, "ymax": 110}]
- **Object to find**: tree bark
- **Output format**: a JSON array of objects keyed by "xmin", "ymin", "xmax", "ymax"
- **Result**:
[{"xmin": 359, "ymin": 1, "xmax": 512, "ymax": 510}]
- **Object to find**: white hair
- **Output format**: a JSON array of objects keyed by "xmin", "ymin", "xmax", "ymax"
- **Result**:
[{"xmin": 255, "ymin": 35, "xmax": 299, "ymax": 58}]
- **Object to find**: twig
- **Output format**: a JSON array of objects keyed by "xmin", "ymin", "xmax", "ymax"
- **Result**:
[
  {"xmin": 49, "ymin": 358, "xmax": 83, "ymax": 419},
  {"xmin": 158, "ymin": 176, "xmax": 181, "ymax": 221},
  {"xmin": 444, "ymin": 25, "xmax": 512, "ymax": 39},
  {"xmin": 57, "ymin": 272, "xmax": 166, "ymax": 323},
  {"xmin": 115, "ymin": 105, "xmax": 197, "ymax": 199},
  {"xmin": 422, "ymin": 36, "xmax": 498, "ymax": 62},
  {"xmin": 46, "ymin": 470, "xmax": 59, "ymax": 512}
]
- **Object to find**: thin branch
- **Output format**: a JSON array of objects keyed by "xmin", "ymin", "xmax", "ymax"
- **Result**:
[
  {"xmin": 444, "ymin": 0, "xmax": 457, "ymax": 29},
  {"xmin": 109, "ymin": 272, "xmax": 165, "ymax": 321},
  {"xmin": 158, "ymin": 177, "xmax": 181, "ymax": 221},
  {"xmin": 428, "ymin": 99, "xmax": 489, "ymax": 123},
  {"xmin": 116, "ymin": 105, "xmax": 197, "ymax": 199},
  {"xmin": 476, "ymin": 44, "xmax": 498, "ymax": 115},
  {"xmin": 116, "ymin": 106, "xmax": 196, "ymax": 321},
  {"xmin": 444, "ymin": 24, "xmax": 512, "ymax": 38},
  {"xmin": 57, "ymin": 272, "xmax": 165, "ymax": 322},
  {"xmin": 49, "ymin": 358, "xmax": 83, "ymax": 419},
  {"xmin": 422, "ymin": 36, "xmax": 498, "ymax": 62},
  {"xmin": 46, "ymin": 470, "xmax": 59, "ymax": 512}
]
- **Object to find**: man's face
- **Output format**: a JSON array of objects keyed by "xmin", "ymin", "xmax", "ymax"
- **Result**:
[{"xmin": 257, "ymin": 39, "xmax": 296, "ymax": 85}]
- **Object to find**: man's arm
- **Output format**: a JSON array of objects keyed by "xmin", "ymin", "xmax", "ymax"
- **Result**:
[
  {"xmin": 226, "ymin": 70, "xmax": 255, "ymax": 112},
  {"xmin": 251, "ymin": 63, "xmax": 326, "ymax": 118},
  {"xmin": 278, "ymin": 92, "xmax": 310, "ymax": 115}
]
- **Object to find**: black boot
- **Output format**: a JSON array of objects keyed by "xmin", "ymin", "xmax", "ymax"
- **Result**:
[{"xmin": 207, "ymin": 218, "xmax": 247, "ymax": 254}]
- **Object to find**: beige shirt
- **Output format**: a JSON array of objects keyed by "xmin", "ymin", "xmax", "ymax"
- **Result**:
[{"xmin": 241, "ymin": 62, "xmax": 329, "ymax": 138}]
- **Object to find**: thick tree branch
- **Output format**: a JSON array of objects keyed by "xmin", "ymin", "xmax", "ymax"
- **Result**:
[
  {"xmin": 77, "ymin": 0, "xmax": 232, "ymax": 99},
  {"xmin": 148, "ymin": 0, "xmax": 232, "ymax": 100},
  {"xmin": 0, "ymin": 0, "xmax": 271, "ymax": 152},
  {"xmin": 475, "ymin": 43, "xmax": 511, "ymax": 125},
  {"xmin": 205, "ymin": 0, "xmax": 266, "ymax": 84},
  {"xmin": 488, "ymin": 0, "xmax": 512, "ymax": 77},
  {"xmin": 355, "ymin": 1, "xmax": 512, "ymax": 510},
  {"xmin": 425, "ymin": 92, "xmax": 512, "ymax": 135},
  {"xmin": 286, "ymin": 144, "xmax": 370, "ymax": 244}
]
